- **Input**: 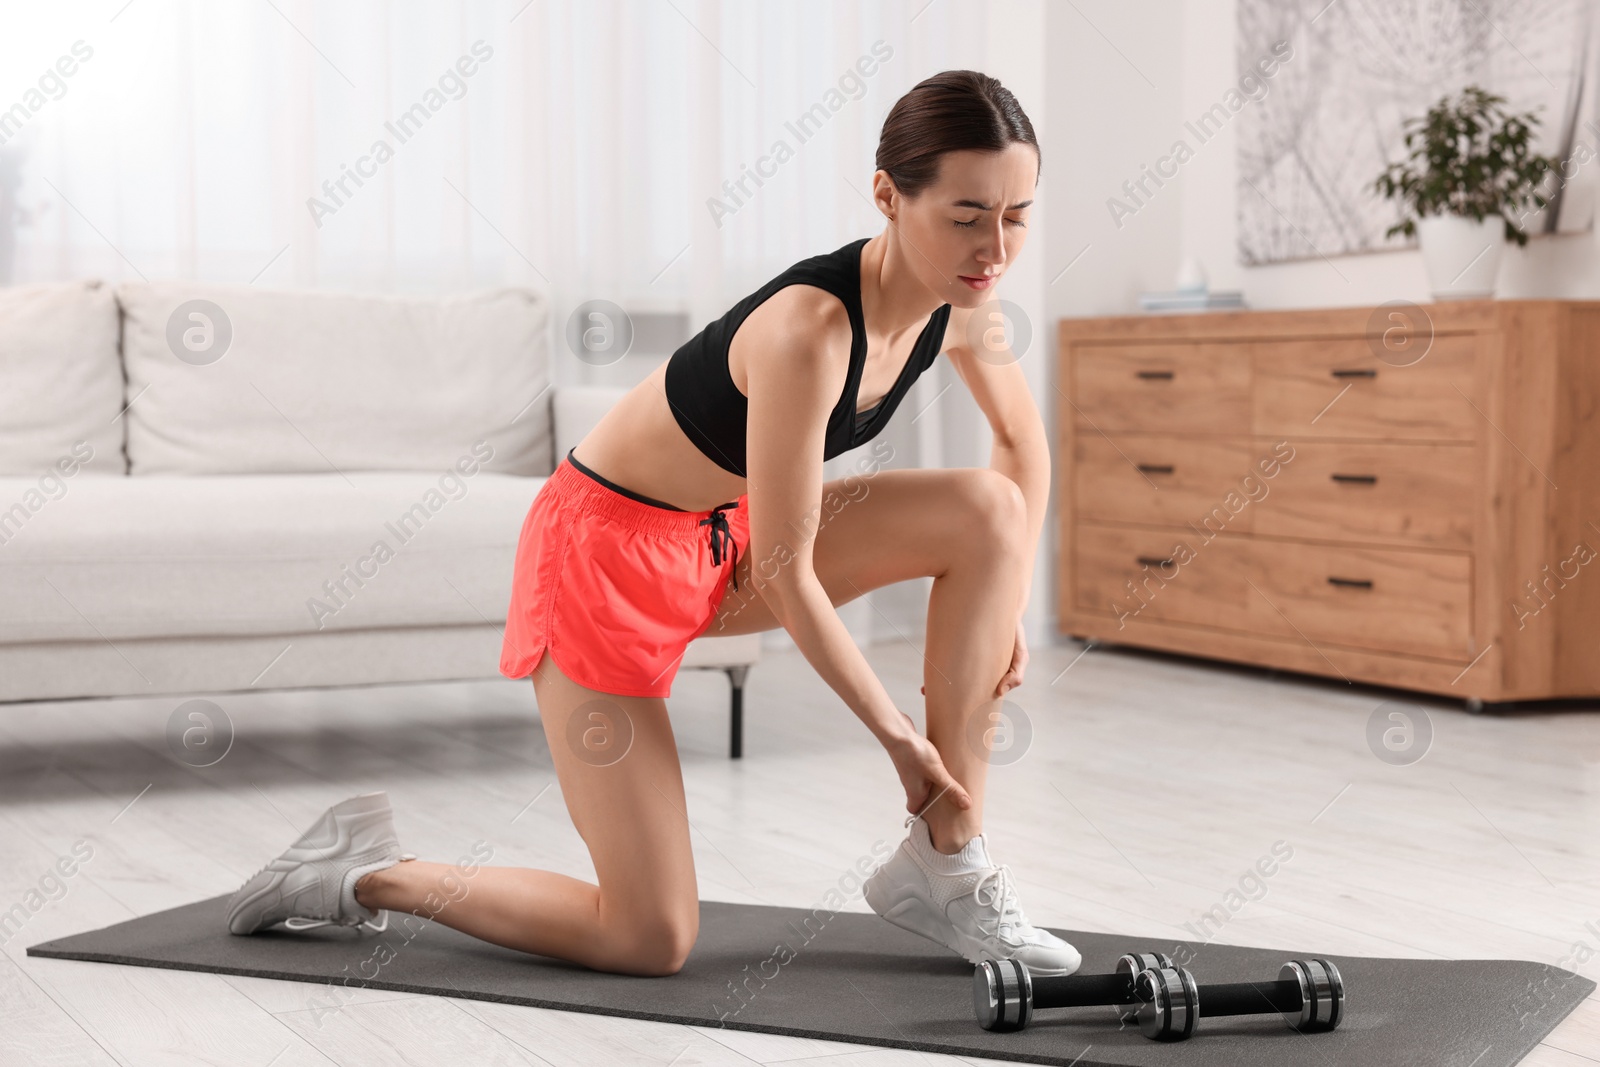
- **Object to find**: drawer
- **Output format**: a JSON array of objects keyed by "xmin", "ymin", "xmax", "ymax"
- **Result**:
[
  {"xmin": 1246, "ymin": 539, "xmax": 1473, "ymax": 660},
  {"xmin": 1075, "ymin": 522, "xmax": 1256, "ymax": 632},
  {"xmin": 1251, "ymin": 335, "xmax": 1479, "ymax": 440},
  {"xmin": 1075, "ymin": 434, "xmax": 1263, "ymax": 532},
  {"xmin": 1074, "ymin": 343, "xmax": 1249, "ymax": 433},
  {"xmin": 1075, "ymin": 523, "xmax": 1473, "ymax": 659},
  {"xmin": 1254, "ymin": 442, "xmax": 1477, "ymax": 548}
]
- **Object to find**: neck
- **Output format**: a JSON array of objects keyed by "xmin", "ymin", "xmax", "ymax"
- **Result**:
[{"xmin": 858, "ymin": 230, "xmax": 945, "ymax": 341}]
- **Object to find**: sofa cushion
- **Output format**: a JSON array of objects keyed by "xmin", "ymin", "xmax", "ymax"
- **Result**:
[
  {"xmin": 0, "ymin": 471, "xmax": 541, "ymax": 643},
  {"xmin": 553, "ymin": 384, "xmax": 630, "ymax": 460},
  {"xmin": 116, "ymin": 282, "xmax": 552, "ymax": 476},
  {"xmin": 0, "ymin": 279, "xmax": 125, "ymax": 477}
]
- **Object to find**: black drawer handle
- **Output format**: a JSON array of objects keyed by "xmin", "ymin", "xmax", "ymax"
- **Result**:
[
  {"xmin": 1327, "ymin": 576, "xmax": 1373, "ymax": 589},
  {"xmin": 1136, "ymin": 556, "xmax": 1175, "ymax": 568},
  {"xmin": 1330, "ymin": 473, "xmax": 1378, "ymax": 484},
  {"xmin": 1137, "ymin": 463, "xmax": 1175, "ymax": 474},
  {"xmin": 1330, "ymin": 368, "xmax": 1378, "ymax": 379},
  {"xmin": 1136, "ymin": 370, "xmax": 1175, "ymax": 380}
]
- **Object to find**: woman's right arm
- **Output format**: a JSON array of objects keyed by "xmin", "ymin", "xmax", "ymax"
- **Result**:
[{"xmin": 740, "ymin": 288, "xmax": 971, "ymax": 816}]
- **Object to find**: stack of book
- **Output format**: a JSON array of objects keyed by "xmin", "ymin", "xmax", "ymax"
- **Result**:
[{"xmin": 1137, "ymin": 288, "xmax": 1246, "ymax": 313}]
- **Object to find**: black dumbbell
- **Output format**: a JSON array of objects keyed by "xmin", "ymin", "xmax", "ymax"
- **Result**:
[
  {"xmin": 1131, "ymin": 958, "xmax": 1344, "ymax": 1041},
  {"xmin": 973, "ymin": 952, "xmax": 1172, "ymax": 1032}
]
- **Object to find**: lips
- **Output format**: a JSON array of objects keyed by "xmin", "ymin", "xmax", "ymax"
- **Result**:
[{"xmin": 959, "ymin": 274, "xmax": 997, "ymax": 290}]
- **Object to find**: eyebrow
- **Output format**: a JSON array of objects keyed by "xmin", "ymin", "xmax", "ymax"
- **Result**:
[{"xmin": 953, "ymin": 198, "xmax": 1033, "ymax": 211}]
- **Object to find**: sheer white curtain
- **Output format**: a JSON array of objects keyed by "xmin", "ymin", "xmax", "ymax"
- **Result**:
[{"xmin": 0, "ymin": 0, "xmax": 1048, "ymax": 647}]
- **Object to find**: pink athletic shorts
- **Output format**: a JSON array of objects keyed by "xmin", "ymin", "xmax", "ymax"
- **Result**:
[{"xmin": 499, "ymin": 448, "xmax": 750, "ymax": 697}]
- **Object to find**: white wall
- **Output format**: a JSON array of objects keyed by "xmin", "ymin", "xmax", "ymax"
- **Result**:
[
  {"xmin": 1175, "ymin": 0, "xmax": 1435, "ymax": 306},
  {"xmin": 1045, "ymin": 2, "xmax": 1187, "ymax": 321},
  {"xmin": 1040, "ymin": 1, "xmax": 1185, "ymax": 645},
  {"xmin": 1181, "ymin": 0, "xmax": 1600, "ymax": 304}
]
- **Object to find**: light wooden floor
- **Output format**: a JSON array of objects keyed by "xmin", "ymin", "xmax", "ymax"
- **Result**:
[{"xmin": 2, "ymin": 636, "xmax": 1597, "ymax": 1066}]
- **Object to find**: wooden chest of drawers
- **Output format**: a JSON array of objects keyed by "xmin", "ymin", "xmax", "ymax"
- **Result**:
[{"xmin": 1055, "ymin": 301, "xmax": 1600, "ymax": 706}]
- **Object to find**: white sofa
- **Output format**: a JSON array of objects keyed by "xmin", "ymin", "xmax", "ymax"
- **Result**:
[{"xmin": 0, "ymin": 279, "xmax": 760, "ymax": 755}]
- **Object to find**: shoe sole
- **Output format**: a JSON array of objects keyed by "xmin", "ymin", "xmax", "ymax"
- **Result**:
[
  {"xmin": 863, "ymin": 866, "xmax": 1079, "ymax": 977},
  {"xmin": 227, "ymin": 793, "xmax": 397, "ymax": 935},
  {"xmin": 864, "ymin": 869, "xmax": 975, "ymax": 961},
  {"xmin": 227, "ymin": 868, "xmax": 293, "ymax": 935}
]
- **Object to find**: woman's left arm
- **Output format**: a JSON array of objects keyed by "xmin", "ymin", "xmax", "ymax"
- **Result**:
[{"xmin": 941, "ymin": 301, "xmax": 1053, "ymax": 694}]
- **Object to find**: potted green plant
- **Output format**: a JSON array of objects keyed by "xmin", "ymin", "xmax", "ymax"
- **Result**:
[{"xmin": 1370, "ymin": 85, "xmax": 1559, "ymax": 300}]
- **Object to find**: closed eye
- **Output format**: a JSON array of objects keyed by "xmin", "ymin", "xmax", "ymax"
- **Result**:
[{"xmin": 956, "ymin": 218, "xmax": 1026, "ymax": 228}]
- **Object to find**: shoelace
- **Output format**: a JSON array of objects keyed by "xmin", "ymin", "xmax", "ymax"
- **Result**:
[
  {"xmin": 971, "ymin": 863, "xmax": 1032, "ymax": 946},
  {"xmin": 284, "ymin": 911, "xmax": 390, "ymax": 934},
  {"xmin": 899, "ymin": 806, "xmax": 1035, "ymax": 945},
  {"xmin": 903, "ymin": 783, "xmax": 954, "ymax": 829}
]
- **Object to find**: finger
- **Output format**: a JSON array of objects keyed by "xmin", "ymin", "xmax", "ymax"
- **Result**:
[
  {"xmin": 928, "ymin": 766, "xmax": 971, "ymax": 810},
  {"xmin": 915, "ymin": 777, "xmax": 959, "ymax": 819},
  {"xmin": 1003, "ymin": 650, "xmax": 1022, "ymax": 685},
  {"xmin": 945, "ymin": 774, "xmax": 974, "ymax": 809}
]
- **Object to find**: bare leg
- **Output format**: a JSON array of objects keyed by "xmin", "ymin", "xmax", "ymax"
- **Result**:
[
  {"xmin": 355, "ymin": 651, "xmax": 700, "ymax": 977},
  {"xmin": 705, "ymin": 466, "xmax": 1029, "ymax": 856},
  {"xmin": 919, "ymin": 476, "xmax": 1027, "ymax": 853}
]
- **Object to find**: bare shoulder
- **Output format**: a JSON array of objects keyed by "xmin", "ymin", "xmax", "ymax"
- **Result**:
[
  {"xmin": 938, "ymin": 301, "xmax": 975, "ymax": 357},
  {"xmin": 729, "ymin": 283, "xmax": 853, "ymax": 400},
  {"xmin": 741, "ymin": 283, "xmax": 852, "ymax": 360}
]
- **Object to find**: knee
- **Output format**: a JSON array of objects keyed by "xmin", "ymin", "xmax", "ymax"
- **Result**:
[
  {"xmin": 957, "ymin": 469, "xmax": 1028, "ymax": 551},
  {"xmin": 615, "ymin": 912, "xmax": 699, "ymax": 976}
]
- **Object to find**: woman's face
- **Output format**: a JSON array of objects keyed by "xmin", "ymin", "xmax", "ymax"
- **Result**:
[{"xmin": 888, "ymin": 143, "xmax": 1037, "ymax": 308}]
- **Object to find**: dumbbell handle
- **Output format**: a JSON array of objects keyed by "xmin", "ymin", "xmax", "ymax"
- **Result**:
[
  {"xmin": 1133, "ymin": 960, "xmax": 1343, "ymax": 1042},
  {"xmin": 1032, "ymin": 972, "xmax": 1144, "ymax": 1008},
  {"xmin": 1196, "ymin": 979, "xmax": 1303, "ymax": 1017},
  {"xmin": 976, "ymin": 953, "xmax": 1174, "ymax": 1032}
]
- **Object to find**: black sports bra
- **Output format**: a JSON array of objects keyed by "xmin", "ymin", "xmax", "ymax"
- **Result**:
[{"xmin": 663, "ymin": 237, "xmax": 952, "ymax": 478}]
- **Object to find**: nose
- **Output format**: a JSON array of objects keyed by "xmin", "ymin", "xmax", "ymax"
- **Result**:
[{"xmin": 975, "ymin": 224, "xmax": 1007, "ymax": 270}]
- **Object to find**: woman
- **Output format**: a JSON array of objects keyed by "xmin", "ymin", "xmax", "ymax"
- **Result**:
[{"xmin": 226, "ymin": 70, "xmax": 1080, "ymax": 981}]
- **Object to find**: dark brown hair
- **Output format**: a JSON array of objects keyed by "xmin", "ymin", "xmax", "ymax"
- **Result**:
[{"xmin": 875, "ymin": 70, "xmax": 1040, "ymax": 200}]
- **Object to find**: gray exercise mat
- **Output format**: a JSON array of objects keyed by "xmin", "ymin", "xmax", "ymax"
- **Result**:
[{"xmin": 27, "ymin": 895, "xmax": 1591, "ymax": 1066}]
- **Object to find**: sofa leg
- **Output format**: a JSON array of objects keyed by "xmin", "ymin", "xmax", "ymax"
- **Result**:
[{"xmin": 725, "ymin": 664, "xmax": 750, "ymax": 759}]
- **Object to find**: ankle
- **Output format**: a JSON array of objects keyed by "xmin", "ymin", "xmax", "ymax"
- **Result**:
[
  {"xmin": 355, "ymin": 856, "xmax": 413, "ymax": 908},
  {"xmin": 921, "ymin": 817, "xmax": 981, "ymax": 855}
]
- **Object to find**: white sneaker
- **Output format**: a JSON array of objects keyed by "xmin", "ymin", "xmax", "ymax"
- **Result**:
[
  {"xmin": 226, "ymin": 791, "xmax": 407, "ymax": 935},
  {"xmin": 863, "ymin": 815, "xmax": 1082, "ymax": 976}
]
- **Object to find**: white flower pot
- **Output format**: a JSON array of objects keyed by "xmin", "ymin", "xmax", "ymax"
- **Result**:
[{"xmin": 1415, "ymin": 213, "xmax": 1505, "ymax": 301}]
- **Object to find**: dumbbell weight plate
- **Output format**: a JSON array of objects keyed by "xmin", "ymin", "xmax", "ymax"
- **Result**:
[
  {"xmin": 1282, "ymin": 959, "xmax": 1343, "ymax": 1032},
  {"xmin": 1134, "ymin": 965, "xmax": 1198, "ymax": 1041},
  {"xmin": 974, "ymin": 957, "xmax": 1032, "ymax": 1032},
  {"xmin": 1111, "ymin": 953, "xmax": 1173, "ymax": 1025}
]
